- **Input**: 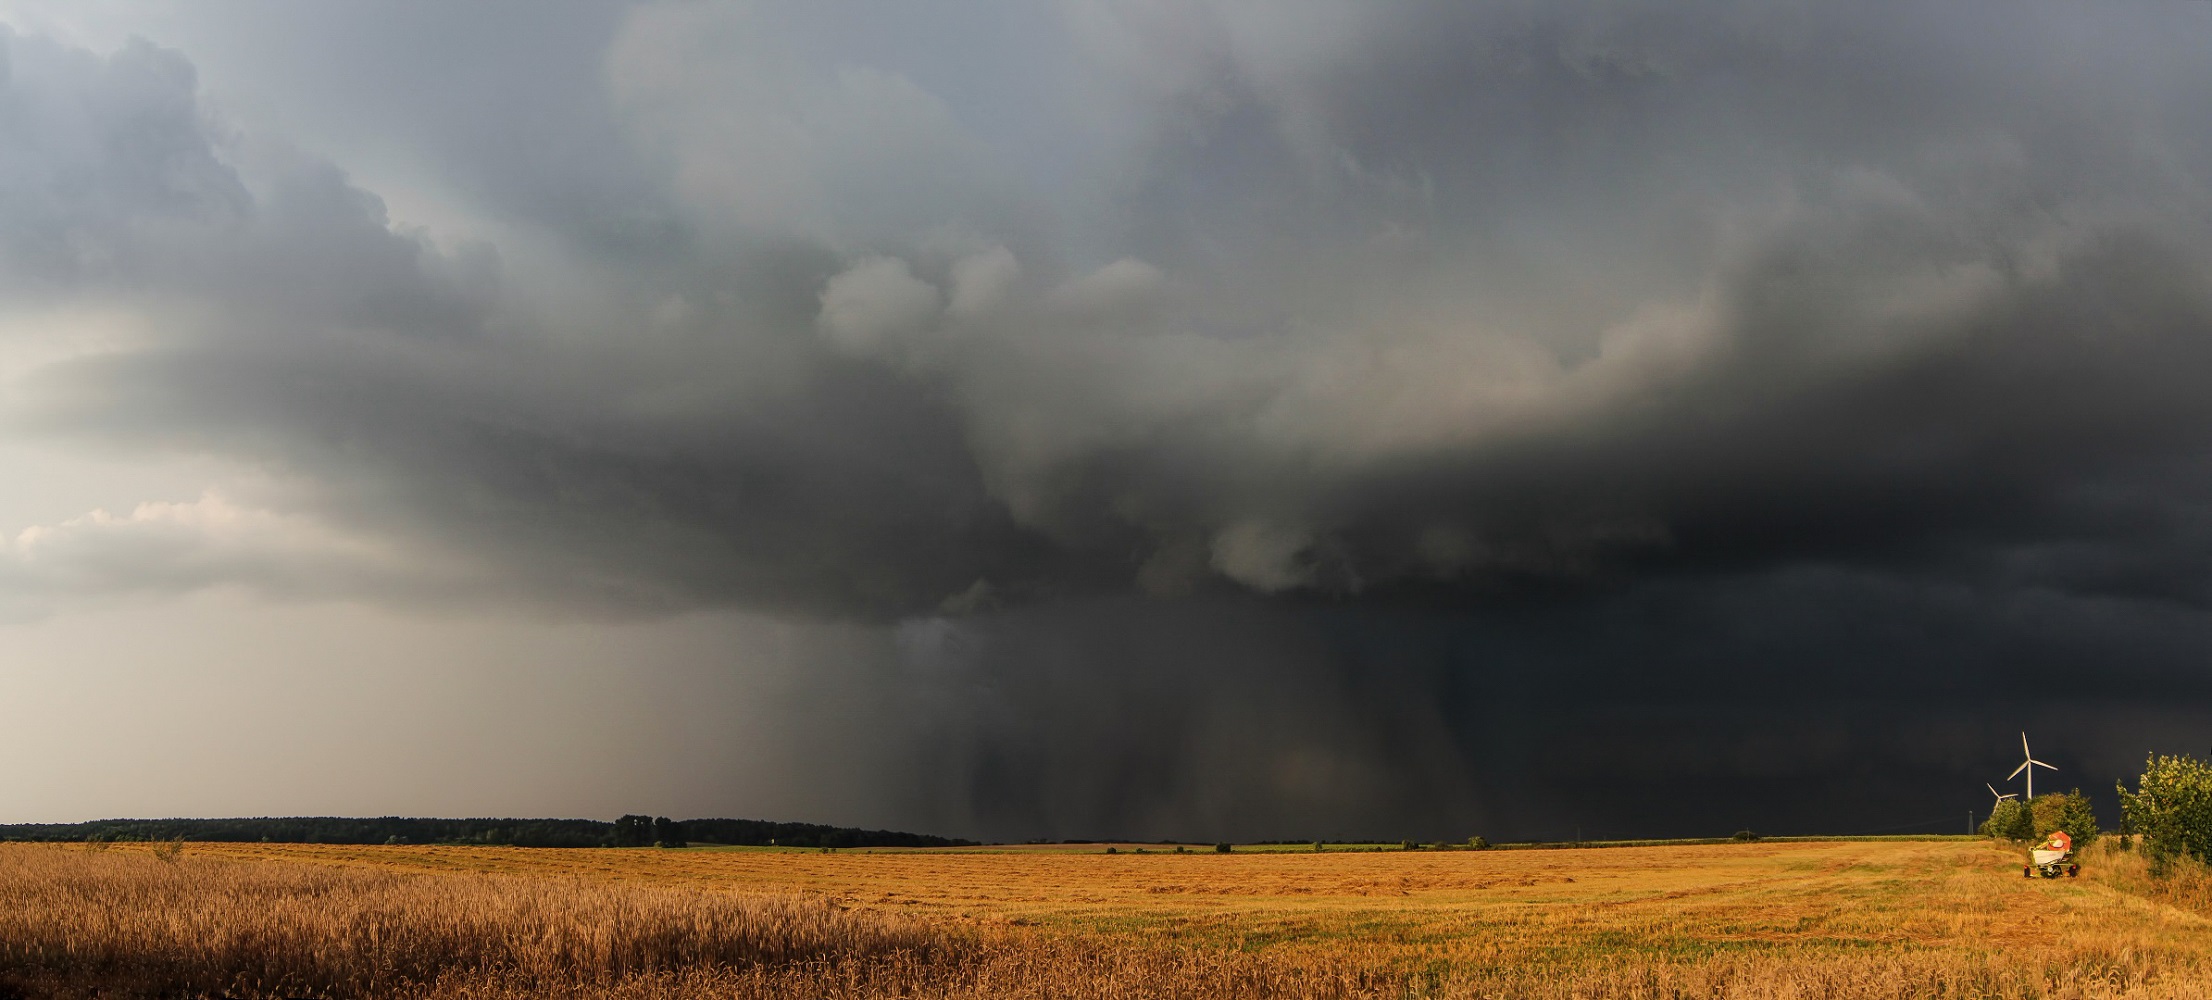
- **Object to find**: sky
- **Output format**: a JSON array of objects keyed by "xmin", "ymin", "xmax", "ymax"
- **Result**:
[{"xmin": 2, "ymin": 0, "xmax": 2211, "ymax": 842}]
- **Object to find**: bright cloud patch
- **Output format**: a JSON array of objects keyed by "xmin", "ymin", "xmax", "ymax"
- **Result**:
[{"xmin": 0, "ymin": 493, "xmax": 474, "ymax": 615}]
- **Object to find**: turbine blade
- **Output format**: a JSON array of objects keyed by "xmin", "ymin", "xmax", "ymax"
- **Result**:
[
  {"xmin": 2022, "ymin": 732, "xmax": 2031, "ymax": 756},
  {"xmin": 2009, "ymin": 762, "xmax": 2029, "ymax": 779},
  {"xmin": 2033, "ymin": 760, "xmax": 2057, "ymax": 771},
  {"xmin": 1986, "ymin": 783, "xmax": 1999, "ymax": 796}
]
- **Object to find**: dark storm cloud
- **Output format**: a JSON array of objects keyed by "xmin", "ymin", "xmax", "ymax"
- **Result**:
[
  {"xmin": 858, "ymin": 571, "xmax": 2212, "ymax": 842},
  {"xmin": 5, "ymin": 1, "xmax": 2212, "ymax": 837}
]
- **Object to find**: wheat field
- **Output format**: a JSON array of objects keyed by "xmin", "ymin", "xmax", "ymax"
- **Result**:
[{"xmin": 5, "ymin": 838, "xmax": 2212, "ymax": 998}]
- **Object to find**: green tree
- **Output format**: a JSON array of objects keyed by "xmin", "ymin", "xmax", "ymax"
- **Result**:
[
  {"xmin": 2031, "ymin": 790, "xmax": 2098, "ymax": 846},
  {"xmin": 2119, "ymin": 754, "xmax": 2212, "ymax": 873},
  {"xmin": 652, "ymin": 816, "xmax": 686, "ymax": 848},
  {"xmin": 1979, "ymin": 798, "xmax": 2034, "ymax": 841},
  {"xmin": 613, "ymin": 814, "xmax": 655, "ymax": 847}
]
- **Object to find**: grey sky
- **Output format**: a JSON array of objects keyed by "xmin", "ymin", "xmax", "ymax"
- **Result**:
[{"xmin": 3, "ymin": 1, "xmax": 2211, "ymax": 839}]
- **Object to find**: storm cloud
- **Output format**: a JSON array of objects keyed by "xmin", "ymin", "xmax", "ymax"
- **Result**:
[{"xmin": 3, "ymin": 1, "xmax": 2211, "ymax": 839}]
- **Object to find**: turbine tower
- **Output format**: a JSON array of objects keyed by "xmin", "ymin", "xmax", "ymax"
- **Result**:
[{"xmin": 2009, "ymin": 732, "xmax": 2057, "ymax": 802}]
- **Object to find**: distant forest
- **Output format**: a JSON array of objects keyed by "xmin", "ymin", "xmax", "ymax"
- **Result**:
[{"xmin": 0, "ymin": 816, "xmax": 974, "ymax": 849}]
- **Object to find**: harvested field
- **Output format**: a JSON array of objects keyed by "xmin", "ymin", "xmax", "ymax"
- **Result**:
[{"xmin": 5, "ymin": 838, "xmax": 2211, "ymax": 998}]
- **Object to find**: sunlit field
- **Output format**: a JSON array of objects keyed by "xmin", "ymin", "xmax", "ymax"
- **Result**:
[{"xmin": 6, "ymin": 838, "xmax": 2211, "ymax": 998}]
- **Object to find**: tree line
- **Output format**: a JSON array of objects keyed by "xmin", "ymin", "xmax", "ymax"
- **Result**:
[
  {"xmin": 1978, "ymin": 753, "xmax": 2212, "ymax": 878},
  {"xmin": 0, "ymin": 816, "xmax": 974, "ymax": 849}
]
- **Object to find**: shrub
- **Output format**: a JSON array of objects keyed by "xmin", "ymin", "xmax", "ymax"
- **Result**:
[
  {"xmin": 2120, "ymin": 753, "xmax": 2212, "ymax": 873},
  {"xmin": 1731, "ymin": 830, "xmax": 1760, "ymax": 843},
  {"xmin": 1979, "ymin": 799, "xmax": 2034, "ymax": 841},
  {"xmin": 1214, "ymin": 843, "xmax": 1233, "ymax": 854},
  {"xmin": 1466, "ymin": 836, "xmax": 1490, "ymax": 850}
]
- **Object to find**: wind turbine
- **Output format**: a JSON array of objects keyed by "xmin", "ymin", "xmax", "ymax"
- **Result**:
[
  {"xmin": 1976, "ymin": 782, "xmax": 2020, "ymax": 833},
  {"xmin": 2009, "ymin": 732, "xmax": 2057, "ymax": 802}
]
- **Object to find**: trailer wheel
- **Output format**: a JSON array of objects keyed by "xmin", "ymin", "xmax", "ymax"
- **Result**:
[
  {"xmin": 2067, "ymin": 866, "xmax": 2079, "ymax": 878},
  {"xmin": 2023, "ymin": 866, "xmax": 2033, "ymax": 877}
]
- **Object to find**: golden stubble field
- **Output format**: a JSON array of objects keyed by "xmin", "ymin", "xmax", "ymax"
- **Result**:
[
  {"xmin": 9, "ymin": 837, "xmax": 2212, "ymax": 998},
  {"xmin": 174, "ymin": 838, "xmax": 2212, "ymax": 967}
]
